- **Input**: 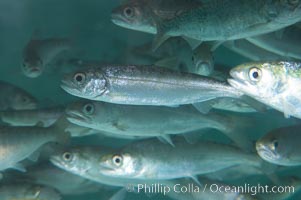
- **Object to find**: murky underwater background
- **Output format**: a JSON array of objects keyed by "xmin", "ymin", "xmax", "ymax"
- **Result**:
[{"xmin": 0, "ymin": 0, "xmax": 301, "ymax": 199}]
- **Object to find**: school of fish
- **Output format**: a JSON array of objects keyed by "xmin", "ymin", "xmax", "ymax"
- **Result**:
[{"xmin": 0, "ymin": 0, "xmax": 301, "ymax": 200}]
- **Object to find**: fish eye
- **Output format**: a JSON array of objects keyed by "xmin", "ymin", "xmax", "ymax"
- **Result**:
[
  {"xmin": 74, "ymin": 73, "xmax": 86, "ymax": 84},
  {"xmin": 124, "ymin": 7, "xmax": 134, "ymax": 18},
  {"xmin": 62, "ymin": 152, "xmax": 73, "ymax": 161},
  {"xmin": 22, "ymin": 62, "xmax": 27, "ymax": 68},
  {"xmin": 191, "ymin": 56, "xmax": 195, "ymax": 62},
  {"xmin": 83, "ymin": 103, "xmax": 95, "ymax": 115},
  {"xmin": 21, "ymin": 96, "xmax": 29, "ymax": 103},
  {"xmin": 272, "ymin": 140, "xmax": 279, "ymax": 150},
  {"xmin": 112, "ymin": 155, "xmax": 123, "ymax": 166},
  {"xmin": 248, "ymin": 67, "xmax": 262, "ymax": 82}
]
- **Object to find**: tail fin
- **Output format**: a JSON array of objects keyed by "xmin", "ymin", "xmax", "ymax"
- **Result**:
[
  {"xmin": 50, "ymin": 116, "xmax": 71, "ymax": 144},
  {"xmin": 215, "ymin": 112, "xmax": 254, "ymax": 152}
]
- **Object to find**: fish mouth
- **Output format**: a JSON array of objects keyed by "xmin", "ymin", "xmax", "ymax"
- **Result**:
[
  {"xmin": 66, "ymin": 110, "xmax": 92, "ymax": 125},
  {"xmin": 60, "ymin": 79, "xmax": 81, "ymax": 96},
  {"xmin": 111, "ymin": 11, "xmax": 128, "ymax": 25},
  {"xmin": 50, "ymin": 155, "xmax": 65, "ymax": 168},
  {"xmin": 99, "ymin": 162, "xmax": 116, "ymax": 175},
  {"xmin": 227, "ymin": 69, "xmax": 252, "ymax": 92},
  {"xmin": 25, "ymin": 67, "xmax": 42, "ymax": 78}
]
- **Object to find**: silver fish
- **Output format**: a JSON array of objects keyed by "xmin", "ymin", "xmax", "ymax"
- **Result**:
[
  {"xmin": 0, "ymin": 107, "xmax": 64, "ymax": 127},
  {"xmin": 191, "ymin": 42, "xmax": 214, "ymax": 76},
  {"xmin": 61, "ymin": 65, "xmax": 243, "ymax": 106},
  {"xmin": 97, "ymin": 139, "xmax": 262, "ymax": 180},
  {"xmin": 0, "ymin": 183, "xmax": 61, "ymax": 200},
  {"xmin": 66, "ymin": 100, "xmax": 253, "ymax": 149},
  {"xmin": 247, "ymin": 26, "xmax": 301, "ymax": 60},
  {"xmin": 25, "ymin": 162, "xmax": 108, "ymax": 195},
  {"xmin": 22, "ymin": 38, "xmax": 71, "ymax": 78},
  {"xmin": 153, "ymin": 0, "xmax": 301, "ymax": 49},
  {"xmin": 223, "ymin": 39, "xmax": 285, "ymax": 61},
  {"xmin": 111, "ymin": 0, "xmax": 203, "ymax": 34},
  {"xmin": 0, "ymin": 122, "xmax": 68, "ymax": 171},
  {"xmin": 256, "ymin": 125, "xmax": 301, "ymax": 166},
  {"xmin": 228, "ymin": 61, "xmax": 301, "ymax": 119},
  {"xmin": 50, "ymin": 146, "xmax": 174, "ymax": 189},
  {"xmin": 0, "ymin": 80, "xmax": 37, "ymax": 110}
]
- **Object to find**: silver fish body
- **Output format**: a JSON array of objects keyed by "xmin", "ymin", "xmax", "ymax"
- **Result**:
[
  {"xmin": 247, "ymin": 26, "xmax": 301, "ymax": 60},
  {"xmin": 0, "ymin": 80, "xmax": 37, "ymax": 110},
  {"xmin": 97, "ymin": 139, "xmax": 261, "ymax": 180},
  {"xmin": 223, "ymin": 39, "xmax": 285, "ymax": 61},
  {"xmin": 65, "ymin": 100, "xmax": 252, "ymax": 149},
  {"xmin": 25, "ymin": 162, "xmax": 107, "ymax": 195},
  {"xmin": 50, "ymin": 146, "xmax": 173, "ymax": 188},
  {"xmin": 155, "ymin": 0, "xmax": 301, "ymax": 43},
  {"xmin": 0, "ymin": 107, "xmax": 64, "ymax": 127},
  {"xmin": 0, "ymin": 125, "xmax": 67, "ymax": 171},
  {"xmin": 111, "ymin": 0, "xmax": 203, "ymax": 34},
  {"xmin": 61, "ymin": 65, "xmax": 242, "ymax": 106}
]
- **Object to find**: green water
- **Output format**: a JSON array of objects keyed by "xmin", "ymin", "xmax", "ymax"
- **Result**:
[{"xmin": 0, "ymin": 0, "xmax": 300, "ymax": 199}]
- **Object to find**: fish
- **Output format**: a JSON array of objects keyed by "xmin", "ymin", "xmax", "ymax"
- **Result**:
[
  {"xmin": 61, "ymin": 65, "xmax": 243, "ymax": 106},
  {"xmin": 22, "ymin": 37, "xmax": 71, "ymax": 78},
  {"xmin": 0, "ymin": 107, "xmax": 64, "ymax": 127},
  {"xmin": 256, "ymin": 125, "xmax": 301, "ymax": 166},
  {"xmin": 97, "ymin": 139, "xmax": 262, "ymax": 180},
  {"xmin": 0, "ymin": 183, "xmax": 61, "ymax": 200},
  {"xmin": 223, "ymin": 39, "xmax": 285, "ymax": 61},
  {"xmin": 111, "ymin": 0, "xmax": 203, "ymax": 35},
  {"xmin": 191, "ymin": 42, "xmax": 214, "ymax": 76},
  {"xmin": 24, "ymin": 162, "xmax": 108, "ymax": 195},
  {"xmin": 228, "ymin": 61, "xmax": 301, "ymax": 119},
  {"xmin": 152, "ymin": 0, "xmax": 301, "ymax": 49},
  {"xmin": 125, "ymin": 38, "xmax": 214, "ymax": 77},
  {"xmin": 0, "ymin": 120, "xmax": 69, "ymax": 172},
  {"xmin": 0, "ymin": 80, "xmax": 37, "ymax": 110},
  {"xmin": 246, "ymin": 26, "xmax": 301, "ymax": 60},
  {"xmin": 66, "ymin": 100, "xmax": 253, "ymax": 149},
  {"xmin": 49, "ymin": 145, "xmax": 174, "ymax": 190}
]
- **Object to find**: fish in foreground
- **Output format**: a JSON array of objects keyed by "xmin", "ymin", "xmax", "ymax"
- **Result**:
[
  {"xmin": 50, "ymin": 146, "xmax": 174, "ymax": 194},
  {"xmin": 66, "ymin": 100, "xmax": 253, "ymax": 149},
  {"xmin": 0, "ymin": 106, "xmax": 64, "ymax": 127},
  {"xmin": 0, "ymin": 120, "xmax": 69, "ymax": 172},
  {"xmin": 22, "ymin": 37, "xmax": 71, "ymax": 78},
  {"xmin": 228, "ymin": 61, "xmax": 301, "ymax": 119},
  {"xmin": 0, "ymin": 183, "xmax": 61, "ymax": 200},
  {"xmin": 95, "ymin": 139, "xmax": 262, "ymax": 180},
  {"xmin": 152, "ymin": 0, "xmax": 301, "ymax": 49},
  {"xmin": 256, "ymin": 125, "xmax": 301, "ymax": 166},
  {"xmin": 61, "ymin": 65, "xmax": 243, "ymax": 106},
  {"xmin": 0, "ymin": 80, "xmax": 37, "ymax": 110}
]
